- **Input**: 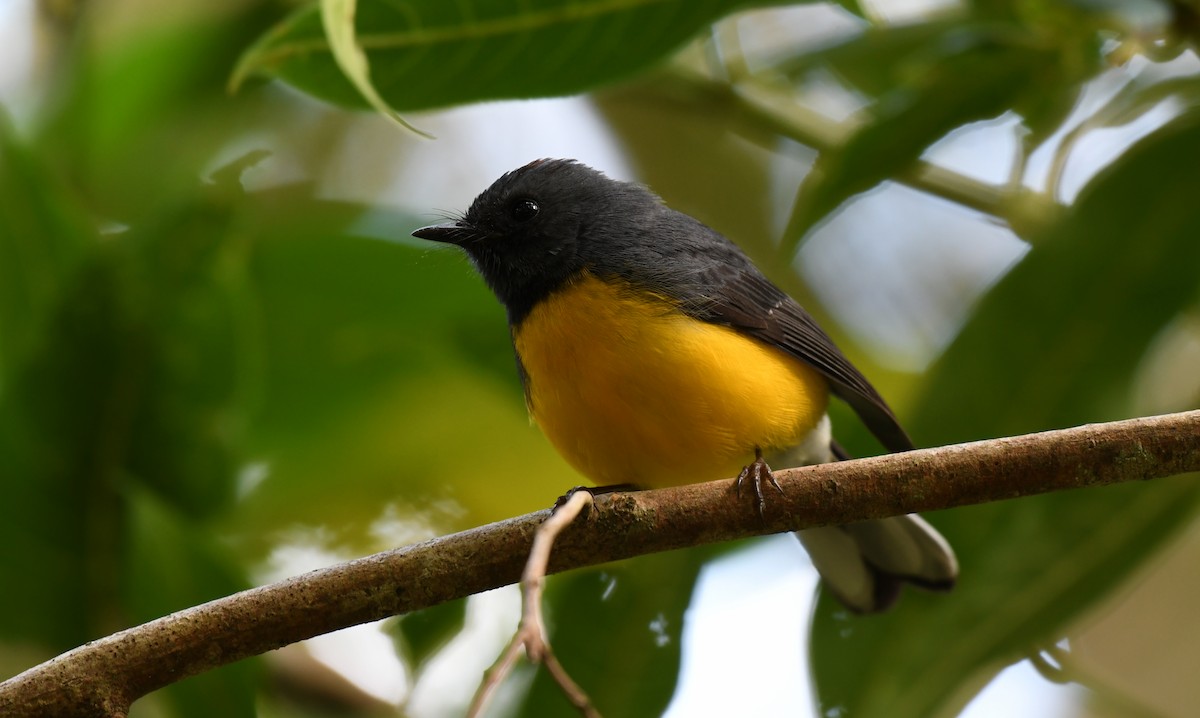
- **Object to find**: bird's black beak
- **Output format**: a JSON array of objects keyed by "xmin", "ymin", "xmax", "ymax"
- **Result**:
[{"xmin": 412, "ymin": 221, "xmax": 473, "ymax": 245}]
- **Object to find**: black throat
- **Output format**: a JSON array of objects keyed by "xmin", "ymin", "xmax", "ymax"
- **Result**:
[{"xmin": 467, "ymin": 249, "xmax": 581, "ymax": 328}]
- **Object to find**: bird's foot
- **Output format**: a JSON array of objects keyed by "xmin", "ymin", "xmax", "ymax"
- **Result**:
[{"xmin": 736, "ymin": 448, "xmax": 783, "ymax": 520}]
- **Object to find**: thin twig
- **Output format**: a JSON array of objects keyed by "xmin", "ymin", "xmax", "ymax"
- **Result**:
[
  {"xmin": 660, "ymin": 65, "xmax": 1033, "ymax": 222},
  {"xmin": 468, "ymin": 491, "xmax": 599, "ymax": 717}
]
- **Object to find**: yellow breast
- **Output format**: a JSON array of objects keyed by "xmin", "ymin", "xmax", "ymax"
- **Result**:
[{"xmin": 512, "ymin": 273, "xmax": 830, "ymax": 488}]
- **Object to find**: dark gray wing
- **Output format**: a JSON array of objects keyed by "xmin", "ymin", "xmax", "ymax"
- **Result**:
[
  {"xmin": 590, "ymin": 206, "xmax": 913, "ymax": 453},
  {"xmin": 686, "ymin": 264, "xmax": 913, "ymax": 453}
]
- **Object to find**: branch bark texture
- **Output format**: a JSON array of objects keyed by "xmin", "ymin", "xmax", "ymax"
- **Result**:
[{"xmin": 2, "ymin": 410, "xmax": 1198, "ymax": 717}]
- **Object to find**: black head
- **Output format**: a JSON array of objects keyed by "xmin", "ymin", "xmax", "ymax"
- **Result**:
[{"xmin": 412, "ymin": 159, "xmax": 662, "ymax": 323}]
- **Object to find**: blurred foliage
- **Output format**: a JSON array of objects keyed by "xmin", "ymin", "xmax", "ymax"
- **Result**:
[{"xmin": 2, "ymin": 0, "xmax": 1200, "ymax": 717}]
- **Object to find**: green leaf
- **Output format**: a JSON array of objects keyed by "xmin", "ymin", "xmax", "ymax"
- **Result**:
[
  {"xmin": 810, "ymin": 110, "xmax": 1200, "ymax": 718},
  {"xmin": 0, "ymin": 179, "xmax": 256, "ymax": 647},
  {"xmin": 783, "ymin": 25, "xmax": 1060, "ymax": 249},
  {"xmin": 118, "ymin": 191, "xmax": 257, "ymax": 517},
  {"xmin": 319, "ymin": 0, "xmax": 431, "ymax": 136},
  {"xmin": 0, "ymin": 120, "xmax": 95, "ymax": 381},
  {"xmin": 0, "ymin": 245, "xmax": 145, "ymax": 648},
  {"xmin": 233, "ymin": 0, "xmax": 795, "ymax": 112},
  {"xmin": 388, "ymin": 598, "xmax": 468, "ymax": 672},
  {"xmin": 516, "ymin": 549, "xmax": 708, "ymax": 717}
]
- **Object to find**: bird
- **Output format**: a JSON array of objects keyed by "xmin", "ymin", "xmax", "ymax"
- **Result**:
[{"xmin": 412, "ymin": 158, "xmax": 957, "ymax": 612}]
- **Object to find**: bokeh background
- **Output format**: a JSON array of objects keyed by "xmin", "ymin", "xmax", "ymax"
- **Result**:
[{"xmin": 2, "ymin": 0, "xmax": 1200, "ymax": 716}]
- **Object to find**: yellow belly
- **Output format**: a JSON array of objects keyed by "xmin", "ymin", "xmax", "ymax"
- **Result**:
[{"xmin": 512, "ymin": 273, "xmax": 830, "ymax": 487}]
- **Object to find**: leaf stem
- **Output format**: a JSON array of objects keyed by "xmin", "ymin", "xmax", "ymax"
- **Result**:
[{"xmin": 664, "ymin": 65, "xmax": 1042, "ymax": 223}]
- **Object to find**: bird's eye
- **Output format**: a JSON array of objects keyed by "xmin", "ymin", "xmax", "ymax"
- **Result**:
[{"xmin": 509, "ymin": 198, "xmax": 540, "ymax": 222}]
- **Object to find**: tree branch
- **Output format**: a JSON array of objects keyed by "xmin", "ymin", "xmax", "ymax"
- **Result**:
[
  {"xmin": 2, "ymin": 410, "xmax": 1198, "ymax": 717},
  {"xmin": 656, "ymin": 66, "xmax": 1030, "ymax": 222}
]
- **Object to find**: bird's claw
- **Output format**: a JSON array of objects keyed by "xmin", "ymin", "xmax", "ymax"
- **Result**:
[{"xmin": 735, "ymin": 448, "xmax": 782, "ymax": 520}]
